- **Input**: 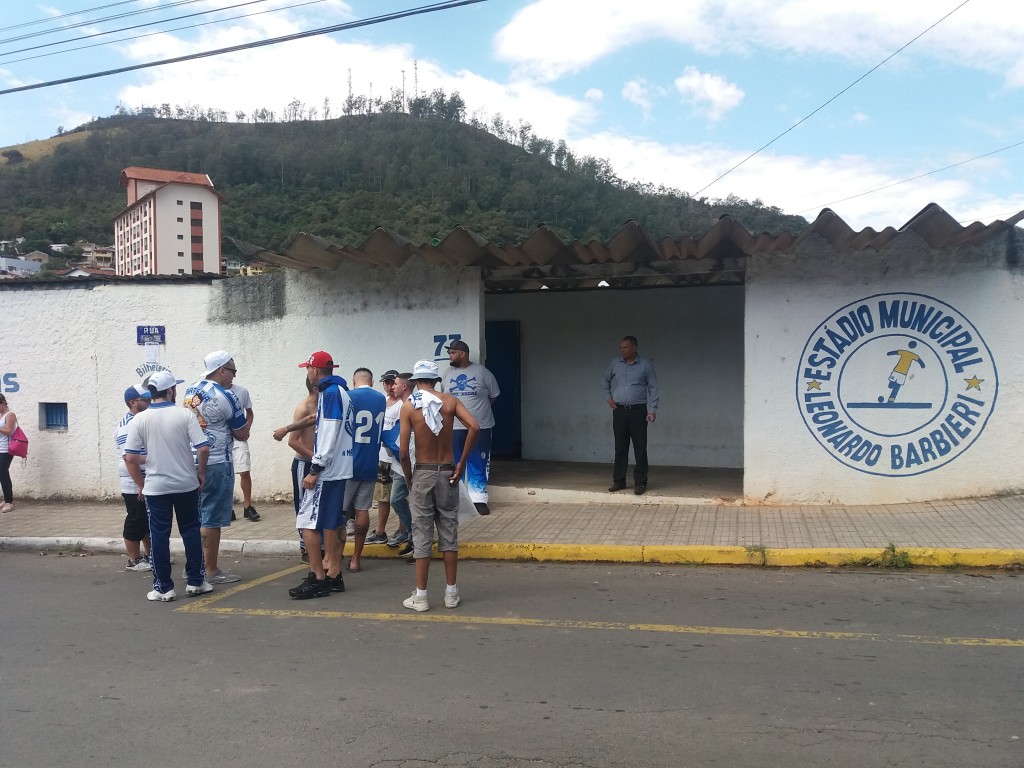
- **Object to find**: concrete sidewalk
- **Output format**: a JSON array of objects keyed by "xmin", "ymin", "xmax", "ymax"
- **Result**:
[{"xmin": 2, "ymin": 490, "xmax": 1023, "ymax": 567}]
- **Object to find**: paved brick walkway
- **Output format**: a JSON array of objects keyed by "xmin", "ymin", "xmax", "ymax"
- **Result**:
[{"xmin": 2, "ymin": 494, "xmax": 1023, "ymax": 566}]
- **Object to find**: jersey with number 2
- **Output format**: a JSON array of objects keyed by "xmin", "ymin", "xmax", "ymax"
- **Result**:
[{"xmin": 347, "ymin": 386, "xmax": 386, "ymax": 481}]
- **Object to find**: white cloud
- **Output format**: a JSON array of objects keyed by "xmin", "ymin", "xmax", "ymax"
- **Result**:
[
  {"xmin": 566, "ymin": 130, "xmax": 1015, "ymax": 231},
  {"xmin": 851, "ymin": 112, "xmax": 870, "ymax": 124},
  {"xmin": 585, "ymin": 88, "xmax": 603, "ymax": 101},
  {"xmin": 622, "ymin": 79, "xmax": 655, "ymax": 119},
  {"xmin": 674, "ymin": 67, "xmax": 743, "ymax": 122},
  {"xmin": 494, "ymin": 0, "xmax": 1024, "ymax": 87}
]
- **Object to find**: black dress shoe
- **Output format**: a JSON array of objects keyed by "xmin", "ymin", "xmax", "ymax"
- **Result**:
[
  {"xmin": 608, "ymin": 482, "xmax": 626, "ymax": 492},
  {"xmin": 474, "ymin": 502, "xmax": 490, "ymax": 515},
  {"xmin": 634, "ymin": 484, "xmax": 647, "ymax": 495}
]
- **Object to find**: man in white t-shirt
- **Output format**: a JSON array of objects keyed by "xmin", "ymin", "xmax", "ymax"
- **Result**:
[
  {"xmin": 229, "ymin": 380, "xmax": 259, "ymax": 521},
  {"xmin": 124, "ymin": 370, "xmax": 211, "ymax": 603}
]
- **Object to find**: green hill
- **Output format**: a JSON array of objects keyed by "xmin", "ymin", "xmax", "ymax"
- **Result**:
[{"xmin": 0, "ymin": 111, "xmax": 807, "ymax": 254}]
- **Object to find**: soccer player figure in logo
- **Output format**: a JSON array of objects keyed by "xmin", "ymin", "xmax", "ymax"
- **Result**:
[{"xmin": 884, "ymin": 341, "xmax": 925, "ymax": 403}]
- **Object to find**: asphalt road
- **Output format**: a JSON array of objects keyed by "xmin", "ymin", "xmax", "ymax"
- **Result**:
[{"xmin": 1, "ymin": 552, "xmax": 1022, "ymax": 768}]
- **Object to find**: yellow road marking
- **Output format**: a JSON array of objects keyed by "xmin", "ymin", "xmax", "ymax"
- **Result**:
[
  {"xmin": 174, "ymin": 565, "xmax": 1024, "ymax": 647},
  {"xmin": 174, "ymin": 563, "xmax": 307, "ymax": 612}
]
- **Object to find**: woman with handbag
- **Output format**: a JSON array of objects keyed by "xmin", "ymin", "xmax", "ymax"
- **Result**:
[{"xmin": 0, "ymin": 394, "xmax": 17, "ymax": 512}]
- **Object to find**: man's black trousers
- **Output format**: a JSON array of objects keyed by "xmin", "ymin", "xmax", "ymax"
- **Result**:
[{"xmin": 612, "ymin": 404, "xmax": 648, "ymax": 486}]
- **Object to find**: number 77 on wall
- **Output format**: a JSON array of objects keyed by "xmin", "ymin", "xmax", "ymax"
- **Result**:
[{"xmin": 433, "ymin": 334, "xmax": 462, "ymax": 361}]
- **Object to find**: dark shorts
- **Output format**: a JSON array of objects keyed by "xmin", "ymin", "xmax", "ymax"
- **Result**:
[
  {"xmin": 296, "ymin": 478, "xmax": 345, "ymax": 531},
  {"xmin": 122, "ymin": 493, "xmax": 149, "ymax": 541}
]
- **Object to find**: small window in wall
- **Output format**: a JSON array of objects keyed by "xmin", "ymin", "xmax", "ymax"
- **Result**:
[
  {"xmin": 190, "ymin": 201, "xmax": 202, "ymax": 210},
  {"xmin": 178, "ymin": 268, "xmax": 185, "ymax": 274},
  {"xmin": 178, "ymin": 251, "xmax": 184, "ymax": 257},
  {"xmin": 41, "ymin": 402, "xmax": 68, "ymax": 431},
  {"xmin": 177, "ymin": 200, "xmax": 183, "ymax": 205},
  {"xmin": 177, "ymin": 217, "xmax": 183, "ymax": 223},
  {"xmin": 177, "ymin": 234, "xmax": 184, "ymax": 240}
]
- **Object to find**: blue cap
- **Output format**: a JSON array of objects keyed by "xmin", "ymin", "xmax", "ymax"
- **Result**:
[{"xmin": 124, "ymin": 385, "xmax": 151, "ymax": 403}]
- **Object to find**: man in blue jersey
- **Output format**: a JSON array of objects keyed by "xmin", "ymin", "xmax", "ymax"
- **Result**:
[
  {"xmin": 343, "ymin": 368, "xmax": 386, "ymax": 572},
  {"xmin": 289, "ymin": 350, "xmax": 355, "ymax": 599},
  {"xmin": 115, "ymin": 384, "xmax": 151, "ymax": 571},
  {"xmin": 184, "ymin": 351, "xmax": 249, "ymax": 584}
]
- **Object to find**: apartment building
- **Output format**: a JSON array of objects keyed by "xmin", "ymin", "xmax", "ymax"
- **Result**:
[{"xmin": 113, "ymin": 167, "xmax": 224, "ymax": 276}]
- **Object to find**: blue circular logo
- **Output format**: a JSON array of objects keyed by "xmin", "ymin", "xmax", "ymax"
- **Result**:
[{"xmin": 796, "ymin": 293, "xmax": 998, "ymax": 477}]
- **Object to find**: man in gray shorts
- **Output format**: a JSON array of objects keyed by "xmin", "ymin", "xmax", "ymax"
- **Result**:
[{"xmin": 399, "ymin": 360, "xmax": 479, "ymax": 612}]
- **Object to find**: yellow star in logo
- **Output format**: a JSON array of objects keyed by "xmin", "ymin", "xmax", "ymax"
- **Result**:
[
  {"xmin": 806, "ymin": 380, "xmax": 822, "ymax": 391},
  {"xmin": 964, "ymin": 375, "xmax": 984, "ymax": 391}
]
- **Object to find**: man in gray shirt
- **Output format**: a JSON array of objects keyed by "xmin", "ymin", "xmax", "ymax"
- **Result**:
[
  {"xmin": 602, "ymin": 335, "xmax": 659, "ymax": 495},
  {"xmin": 441, "ymin": 340, "xmax": 499, "ymax": 515}
]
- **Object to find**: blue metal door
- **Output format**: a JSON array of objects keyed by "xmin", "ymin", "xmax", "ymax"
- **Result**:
[{"xmin": 484, "ymin": 320, "xmax": 522, "ymax": 458}]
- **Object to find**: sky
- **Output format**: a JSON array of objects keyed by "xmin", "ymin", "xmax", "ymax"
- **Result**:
[{"xmin": 1, "ymin": 0, "xmax": 1023, "ymax": 232}]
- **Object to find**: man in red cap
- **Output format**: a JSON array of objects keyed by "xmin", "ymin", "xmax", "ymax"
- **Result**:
[{"xmin": 289, "ymin": 351, "xmax": 354, "ymax": 599}]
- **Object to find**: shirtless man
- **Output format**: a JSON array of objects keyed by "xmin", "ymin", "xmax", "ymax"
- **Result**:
[
  {"xmin": 273, "ymin": 378, "xmax": 317, "ymax": 560},
  {"xmin": 399, "ymin": 360, "xmax": 479, "ymax": 612}
]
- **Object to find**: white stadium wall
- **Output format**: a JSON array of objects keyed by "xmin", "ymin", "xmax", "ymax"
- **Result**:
[
  {"xmin": 744, "ymin": 231, "xmax": 1024, "ymax": 505},
  {"xmin": 486, "ymin": 286, "xmax": 745, "ymax": 468},
  {"xmin": 0, "ymin": 257, "xmax": 479, "ymax": 499}
]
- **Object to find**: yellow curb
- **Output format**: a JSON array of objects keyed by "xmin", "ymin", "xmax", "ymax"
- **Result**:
[
  {"xmin": 460, "ymin": 542, "xmax": 536, "ymax": 560},
  {"xmin": 643, "ymin": 545, "xmax": 752, "ymax": 565},
  {"xmin": 337, "ymin": 540, "xmax": 1024, "ymax": 568},
  {"xmin": 905, "ymin": 548, "xmax": 1024, "ymax": 568},
  {"xmin": 529, "ymin": 544, "xmax": 644, "ymax": 562}
]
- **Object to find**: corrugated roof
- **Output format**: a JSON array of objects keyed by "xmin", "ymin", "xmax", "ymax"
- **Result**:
[{"xmin": 224, "ymin": 203, "xmax": 1024, "ymax": 292}]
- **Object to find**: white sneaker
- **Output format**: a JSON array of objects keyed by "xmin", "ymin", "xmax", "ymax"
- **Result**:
[
  {"xmin": 185, "ymin": 581, "xmax": 214, "ymax": 596},
  {"xmin": 403, "ymin": 591, "xmax": 430, "ymax": 612},
  {"xmin": 147, "ymin": 588, "xmax": 176, "ymax": 602},
  {"xmin": 444, "ymin": 588, "xmax": 460, "ymax": 609},
  {"xmin": 125, "ymin": 557, "xmax": 152, "ymax": 572},
  {"xmin": 207, "ymin": 569, "xmax": 242, "ymax": 584},
  {"xmin": 346, "ymin": 520, "xmax": 356, "ymax": 537}
]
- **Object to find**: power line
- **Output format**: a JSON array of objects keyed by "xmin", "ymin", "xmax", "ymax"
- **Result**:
[
  {"xmin": 1, "ymin": 0, "xmax": 276, "ymax": 58},
  {"xmin": 692, "ymin": 0, "xmax": 974, "ymax": 197},
  {"xmin": 794, "ymin": 138, "xmax": 1024, "ymax": 214},
  {"xmin": 0, "ymin": 0, "xmax": 487, "ymax": 97},
  {"xmin": 957, "ymin": 209, "xmax": 1024, "ymax": 225},
  {"xmin": 0, "ymin": 0, "xmax": 148, "ymax": 34},
  {"xmin": 0, "ymin": 0, "xmax": 211, "ymax": 46},
  {"xmin": 0, "ymin": 0, "xmax": 327, "ymax": 67}
]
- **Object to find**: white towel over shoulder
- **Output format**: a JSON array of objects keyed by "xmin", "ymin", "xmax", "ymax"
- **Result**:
[{"xmin": 411, "ymin": 390, "xmax": 444, "ymax": 435}]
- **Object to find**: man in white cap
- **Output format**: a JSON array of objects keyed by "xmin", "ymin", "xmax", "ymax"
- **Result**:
[
  {"xmin": 399, "ymin": 360, "xmax": 479, "ymax": 612},
  {"xmin": 116, "ymin": 384, "xmax": 152, "ymax": 571},
  {"xmin": 124, "ymin": 370, "xmax": 212, "ymax": 602},
  {"xmin": 184, "ymin": 351, "xmax": 249, "ymax": 584}
]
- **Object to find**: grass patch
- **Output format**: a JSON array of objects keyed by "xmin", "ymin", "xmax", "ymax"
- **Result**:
[
  {"xmin": 0, "ymin": 131, "xmax": 91, "ymax": 165},
  {"xmin": 841, "ymin": 542, "xmax": 912, "ymax": 569},
  {"xmin": 744, "ymin": 544, "xmax": 768, "ymax": 568},
  {"xmin": 940, "ymin": 554, "xmax": 965, "ymax": 572}
]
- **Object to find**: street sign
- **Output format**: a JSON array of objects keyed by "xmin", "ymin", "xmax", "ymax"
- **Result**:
[{"xmin": 137, "ymin": 325, "xmax": 166, "ymax": 345}]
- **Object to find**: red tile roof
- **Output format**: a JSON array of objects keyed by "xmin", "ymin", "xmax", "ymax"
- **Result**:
[{"xmin": 120, "ymin": 167, "xmax": 214, "ymax": 188}]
